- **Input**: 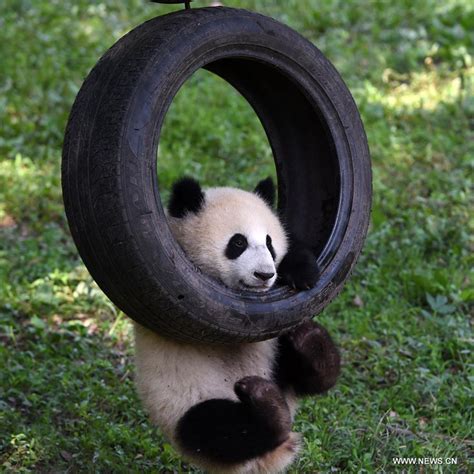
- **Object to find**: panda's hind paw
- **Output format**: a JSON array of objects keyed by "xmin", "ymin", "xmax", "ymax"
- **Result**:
[
  {"xmin": 234, "ymin": 376, "xmax": 282, "ymax": 407},
  {"xmin": 234, "ymin": 376, "xmax": 291, "ymax": 437},
  {"xmin": 281, "ymin": 320, "xmax": 341, "ymax": 394}
]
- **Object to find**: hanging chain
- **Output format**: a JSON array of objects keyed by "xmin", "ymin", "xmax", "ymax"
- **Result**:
[{"xmin": 150, "ymin": 1, "xmax": 192, "ymax": 10}]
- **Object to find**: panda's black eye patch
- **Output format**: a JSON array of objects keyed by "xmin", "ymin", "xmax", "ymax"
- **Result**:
[
  {"xmin": 266, "ymin": 235, "xmax": 276, "ymax": 260},
  {"xmin": 225, "ymin": 233, "xmax": 248, "ymax": 260}
]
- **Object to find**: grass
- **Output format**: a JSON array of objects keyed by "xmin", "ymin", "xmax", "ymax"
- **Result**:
[{"xmin": 1, "ymin": 0, "xmax": 473, "ymax": 472}]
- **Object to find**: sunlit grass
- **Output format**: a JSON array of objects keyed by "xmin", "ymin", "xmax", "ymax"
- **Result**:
[{"xmin": 364, "ymin": 67, "xmax": 473, "ymax": 112}]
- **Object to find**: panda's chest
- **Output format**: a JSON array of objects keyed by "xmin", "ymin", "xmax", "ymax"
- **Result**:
[
  {"xmin": 173, "ymin": 338, "xmax": 278, "ymax": 402},
  {"xmin": 213, "ymin": 339, "xmax": 277, "ymax": 381}
]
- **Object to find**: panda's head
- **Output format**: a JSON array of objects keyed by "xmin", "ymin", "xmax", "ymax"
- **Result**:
[{"xmin": 167, "ymin": 177, "xmax": 288, "ymax": 292}]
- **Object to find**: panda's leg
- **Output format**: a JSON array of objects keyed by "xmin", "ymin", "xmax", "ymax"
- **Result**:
[
  {"xmin": 274, "ymin": 320, "xmax": 341, "ymax": 396},
  {"xmin": 176, "ymin": 376, "xmax": 294, "ymax": 466}
]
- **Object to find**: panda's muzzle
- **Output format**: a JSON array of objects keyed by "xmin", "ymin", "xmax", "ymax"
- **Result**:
[{"xmin": 254, "ymin": 271, "xmax": 275, "ymax": 281}]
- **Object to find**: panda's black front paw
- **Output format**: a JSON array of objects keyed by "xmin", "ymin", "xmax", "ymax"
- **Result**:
[{"xmin": 278, "ymin": 245, "xmax": 319, "ymax": 290}]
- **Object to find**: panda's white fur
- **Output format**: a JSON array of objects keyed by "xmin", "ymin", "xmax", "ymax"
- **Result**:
[
  {"xmin": 134, "ymin": 184, "xmax": 300, "ymax": 473},
  {"xmin": 168, "ymin": 187, "xmax": 288, "ymax": 291},
  {"xmin": 135, "ymin": 328, "xmax": 300, "ymax": 473}
]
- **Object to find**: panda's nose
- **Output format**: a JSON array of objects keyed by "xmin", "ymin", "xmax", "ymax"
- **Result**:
[{"xmin": 254, "ymin": 271, "xmax": 275, "ymax": 281}]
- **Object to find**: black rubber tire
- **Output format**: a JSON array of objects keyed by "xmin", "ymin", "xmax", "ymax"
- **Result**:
[{"xmin": 62, "ymin": 7, "xmax": 371, "ymax": 344}]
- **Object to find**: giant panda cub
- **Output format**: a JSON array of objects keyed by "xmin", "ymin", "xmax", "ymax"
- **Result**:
[{"xmin": 134, "ymin": 177, "xmax": 340, "ymax": 473}]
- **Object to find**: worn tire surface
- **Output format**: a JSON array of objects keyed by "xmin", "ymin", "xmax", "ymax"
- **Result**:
[{"xmin": 62, "ymin": 7, "xmax": 372, "ymax": 343}]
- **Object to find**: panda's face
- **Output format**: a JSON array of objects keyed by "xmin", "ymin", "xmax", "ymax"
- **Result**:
[
  {"xmin": 167, "ymin": 177, "xmax": 288, "ymax": 292},
  {"xmin": 223, "ymin": 231, "xmax": 277, "ymax": 291}
]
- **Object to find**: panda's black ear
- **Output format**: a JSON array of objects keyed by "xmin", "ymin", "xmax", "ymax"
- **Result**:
[
  {"xmin": 168, "ymin": 177, "xmax": 205, "ymax": 218},
  {"xmin": 254, "ymin": 177, "xmax": 275, "ymax": 207}
]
